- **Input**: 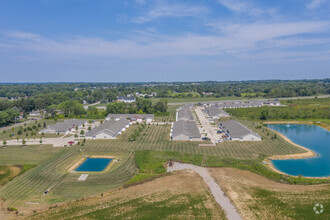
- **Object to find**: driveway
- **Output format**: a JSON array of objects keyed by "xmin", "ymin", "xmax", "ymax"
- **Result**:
[
  {"xmin": 195, "ymin": 107, "xmax": 218, "ymax": 144},
  {"xmin": 167, "ymin": 162, "xmax": 242, "ymax": 220}
]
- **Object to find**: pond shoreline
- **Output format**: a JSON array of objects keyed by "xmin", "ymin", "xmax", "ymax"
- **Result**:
[
  {"xmin": 264, "ymin": 123, "xmax": 329, "ymax": 178},
  {"xmin": 263, "ymin": 121, "xmax": 329, "ymax": 131}
]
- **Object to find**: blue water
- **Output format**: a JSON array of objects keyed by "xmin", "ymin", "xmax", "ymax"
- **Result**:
[
  {"xmin": 265, "ymin": 124, "xmax": 330, "ymax": 177},
  {"xmin": 75, "ymin": 158, "xmax": 112, "ymax": 172}
]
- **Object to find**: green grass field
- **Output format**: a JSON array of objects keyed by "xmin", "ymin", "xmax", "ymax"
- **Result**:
[
  {"xmin": 0, "ymin": 118, "xmax": 319, "ymax": 209},
  {"xmin": 248, "ymin": 187, "xmax": 329, "ymax": 219}
]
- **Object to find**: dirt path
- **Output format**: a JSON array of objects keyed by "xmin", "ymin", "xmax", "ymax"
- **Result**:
[{"xmin": 167, "ymin": 162, "xmax": 242, "ymax": 220}]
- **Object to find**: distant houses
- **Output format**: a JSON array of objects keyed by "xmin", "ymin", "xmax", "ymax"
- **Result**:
[
  {"xmin": 85, "ymin": 119, "xmax": 130, "ymax": 139},
  {"xmin": 106, "ymin": 114, "xmax": 154, "ymax": 124},
  {"xmin": 199, "ymin": 100, "xmax": 280, "ymax": 109},
  {"xmin": 117, "ymin": 96, "xmax": 136, "ymax": 103},
  {"xmin": 40, "ymin": 119, "xmax": 86, "ymax": 134},
  {"xmin": 218, "ymin": 120, "xmax": 261, "ymax": 141}
]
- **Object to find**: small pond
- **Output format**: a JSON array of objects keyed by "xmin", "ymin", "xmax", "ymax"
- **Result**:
[
  {"xmin": 265, "ymin": 124, "xmax": 330, "ymax": 177},
  {"xmin": 75, "ymin": 157, "xmax": 112, "ymax": 172}
]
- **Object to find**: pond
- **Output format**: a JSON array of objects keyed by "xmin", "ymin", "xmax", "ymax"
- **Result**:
[
  {"xmin": 75, "ymin": 157, "xmax": 112, "ymax": 172},
  {"xmin": 265, "ymin": 124, "xmax": 330, "ymax": 177}
]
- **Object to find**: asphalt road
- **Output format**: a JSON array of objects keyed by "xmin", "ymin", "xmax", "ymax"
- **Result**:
[{"xmin": 168, "ymin": 95, "xmax": 330, "ymax": 105}]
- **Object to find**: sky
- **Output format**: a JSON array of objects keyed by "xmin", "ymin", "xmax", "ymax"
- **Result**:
[{"xmin": 0, "ymin": 0, "xmax": 330, "ymax": 82}]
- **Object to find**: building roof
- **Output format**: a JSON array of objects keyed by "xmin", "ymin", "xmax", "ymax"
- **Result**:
[
  {"xmin": 205, "ymin": 106, "xmax": 229, "ymax": 117},
  {"xmin": 218, "ymin": 120, "xmax": 261, "ymax": 139},
  {"xmin": 177, "ymin": 104, "xmax": 194, "ymax": 110},
  {"xmin": 177, "ymin": 109, "xmax": 194, "ymax": 121},
  {"xmin": 172, "ymin": 120, "xmax": 201, "ymax": 139},
  {"xmin": 117, "ymin": 96, "xmax": 136, "ymax": 101},
  {"xmin": 44, "ymin": 119, "xmax": 86, "ymax": 133},
  {"xmin": 86, "ymin": 119, "xmax": 130, "ymax": 137},
  {"xmin": 107, "ymin": 114, "xmax": 154, "ymax": 120}
]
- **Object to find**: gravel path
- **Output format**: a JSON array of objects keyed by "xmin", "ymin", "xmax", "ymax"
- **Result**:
[{"xmin": 167, "ymin": 163, "xmax": 242, "ymax": 220}]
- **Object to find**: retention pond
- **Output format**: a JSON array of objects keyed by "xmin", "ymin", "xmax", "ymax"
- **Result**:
[
  {"xmin": 265, "ymin": 124, "xmax": 330, "ymax": 177},
  {"xmin": 75, "ymin": 157, "xmax": 112, "ymax": 172}
]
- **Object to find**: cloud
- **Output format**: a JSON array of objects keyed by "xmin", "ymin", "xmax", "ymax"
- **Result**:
[
  {"xmin": 1, "ymin": 20, "xmax": 329, "ymax": 61},
  {"xmin": 307, "ymin": 0, "xmax": 328, "ymax": 9},
  {"xmin": 133, "ymin": 3, "xmax": 208, "ymax": 23},
  {"xmin": 135, "ymin": 0, "xmax": 146, "ymax": 5},
  {"xmin": 216, "ymin": 0, "xmax": 276, "ymax": 16}
]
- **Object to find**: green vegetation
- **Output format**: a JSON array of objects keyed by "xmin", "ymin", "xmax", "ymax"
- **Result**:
[
  {"xmin": 0, "ymin": 165, "xmax": 35, "ymax": 187},
  {"xmin": 128, "ymin": 124, "xmax": 146, "ymax": 142},
  {"xmin": 128, "ymin": 150, "xmax": 329, "ymax": 186},
  {"xmin": 248, "ymin": 187, "xmax": 329, "ymax": 219},
  {"xmin": 227, "ymin": 97, "xmax": 330, "ymax": 123},
  {"xmin": 106, "ymin": 98, "xmax": 168, "ymax": 115}
]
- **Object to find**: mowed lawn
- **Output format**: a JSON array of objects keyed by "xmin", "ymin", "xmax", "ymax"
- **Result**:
[{"xmin": 0, "ymin": 121, "xmax": 307, "ymax": 208}]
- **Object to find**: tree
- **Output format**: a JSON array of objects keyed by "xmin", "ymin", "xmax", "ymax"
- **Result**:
[
  {"xmin": 43, "ymin": 122, "xmax": 47, "ymax": 128},
  {"xmin": 260, "ymin": 109, "xmax": 269, "ymax": 120},
  {"xmin": 17, "ymin": 130, "xmax": 22, "ymax": 135},
  {"xmin": 3, "ymin": 140, "xmax": 6, "ymax": 146},
  {"xmin": 154, "ymin": 99, "xmax": 168, "ymax": 113},
  {"xmin": 22, "ymin": 139, "xmax": 26, "ymax": 145},
  {"xmin": 80, "ymin": 130, "xmax": 85, "ymax": 136},
  {"xmin": 88, "ymin": 126, "xmax": 91, "ymax": 131},
  {"xmin": 58, "ymin": 100, "xmax": 86, "ymax": 116}
]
